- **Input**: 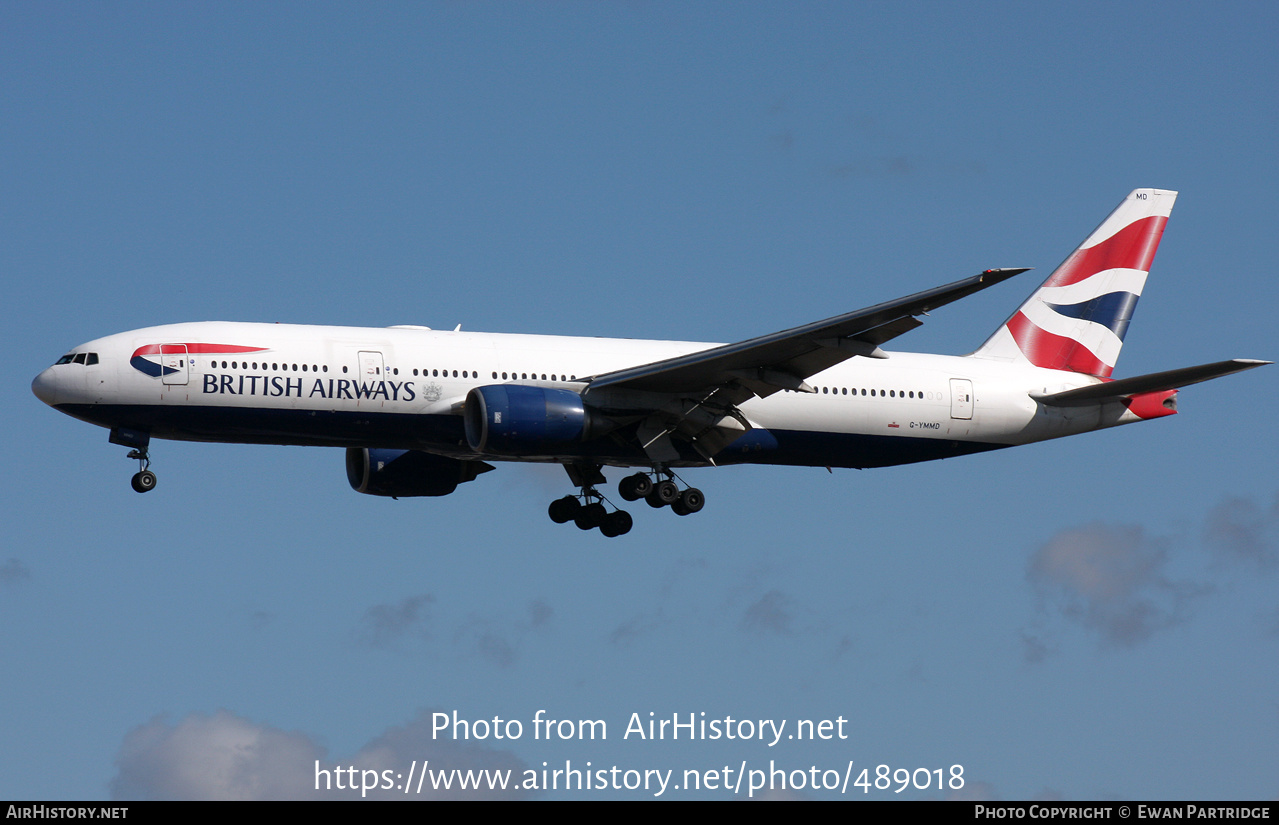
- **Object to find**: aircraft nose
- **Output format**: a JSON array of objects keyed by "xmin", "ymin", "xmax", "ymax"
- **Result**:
[{"xmin": 32, "ymin": 367, "xmax": 58, "ymax": 406}]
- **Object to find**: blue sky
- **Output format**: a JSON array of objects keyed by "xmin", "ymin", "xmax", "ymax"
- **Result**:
[{"xmin": 3, "ymin": 2, "xmax": 1276, "ymax": 800}]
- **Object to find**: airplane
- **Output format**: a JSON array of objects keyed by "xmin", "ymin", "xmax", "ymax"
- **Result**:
[{"xmin": 32, "ymin": 189, "xmax": 1268, "ymax": 537}]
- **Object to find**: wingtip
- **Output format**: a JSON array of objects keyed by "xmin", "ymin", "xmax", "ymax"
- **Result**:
[{"xmin": 981, "ymin": 267, "xmax": 1032, "ymax": 283}]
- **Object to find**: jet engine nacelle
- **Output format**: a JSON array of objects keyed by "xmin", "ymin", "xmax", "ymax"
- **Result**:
[
  {"xmin": 346, "ymin": 448, "xmax": 492, "ymax": 497},
  {"xmin": 464, "ymin": 385, "xmax": 597, "ymax": 455}
]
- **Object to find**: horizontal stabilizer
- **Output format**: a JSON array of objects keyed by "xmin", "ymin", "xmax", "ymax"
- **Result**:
[{"xmin": 1032, "ymin": 359, "xmax": 1271, "ymax": 407}]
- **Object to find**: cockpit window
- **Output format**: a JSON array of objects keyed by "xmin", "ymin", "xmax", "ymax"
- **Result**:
[{"xmin": 53, "ymin": 352, "xmax": 99, "ymax": 366}]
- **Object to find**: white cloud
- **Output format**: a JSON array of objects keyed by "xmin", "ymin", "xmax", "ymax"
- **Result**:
[
  {"xmin": 111, "ymin": 710, "xmax": 323, "ymax": 800},
  {"xmin": 1025, "ymin": 523, "xmax": 1205, "ymax": 649},
  {"xmin": 111, "ymin": 708, "xmax": 532, "ymax": 800},
  {"xmin": 349, "ymin": 710, "xmax": 531, "ymax": 799},
  {"xmin": 1023, "ymin": 494, "xmax": 1279, "ymax": 657}
]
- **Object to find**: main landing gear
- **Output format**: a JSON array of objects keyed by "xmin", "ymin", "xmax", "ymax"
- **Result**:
[
  {"xmin": 617, "ymin": 471, "xmax": 704, "ymax": 516},
  {"xmin": 548, "ymin": 494, "xmax": 634, "ymax": 537},
  {"xmin": 547, "ymin": 461, "xmax": 631, "ymax": 537},
  {"xmin": 547, "ymin": 463, "xmax": 705, "ymax": 537}
]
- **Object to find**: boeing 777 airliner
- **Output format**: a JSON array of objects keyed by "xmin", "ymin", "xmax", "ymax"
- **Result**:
[{"xmin": 32, "ymin": 190, "xmax": 1268, "ymax": 536}]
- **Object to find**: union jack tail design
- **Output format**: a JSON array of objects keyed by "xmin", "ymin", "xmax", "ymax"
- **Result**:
[{"xmin": 972, "ymin": 189, "xmax": 1177, "ymax": 377}]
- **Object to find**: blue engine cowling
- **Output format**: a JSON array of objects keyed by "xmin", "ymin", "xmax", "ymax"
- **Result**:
[
  {"xmin": 346, "ymin": 448, "xmax": 491, "ymax": 497},
  {"xmin": 464, "ymin": 385, "xmax": 596, "ymax": 455}
]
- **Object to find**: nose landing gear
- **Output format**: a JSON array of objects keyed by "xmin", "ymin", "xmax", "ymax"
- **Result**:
[
  {"xmin": 111, "ymin": 427, "xmax": 156, "ymax": 494},
  {"xmin": 128, "ymin": 450, "xmax": 156, "ymax": 493}
]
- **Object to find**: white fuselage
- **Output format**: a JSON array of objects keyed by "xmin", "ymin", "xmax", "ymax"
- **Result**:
[{"xmin": 33, "ymin": 321, "xmax": 1142, "ymax": 470}]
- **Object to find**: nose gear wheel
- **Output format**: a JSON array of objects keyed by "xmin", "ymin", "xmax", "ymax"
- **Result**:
[{"xmin": 126, "ymin": 449, "xmax": 157, "ymax": 494}]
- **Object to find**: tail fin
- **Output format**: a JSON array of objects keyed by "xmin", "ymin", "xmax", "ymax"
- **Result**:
[{"xmin": 972, "ymin": 189, "xmax": 1177, "ymax": 377}]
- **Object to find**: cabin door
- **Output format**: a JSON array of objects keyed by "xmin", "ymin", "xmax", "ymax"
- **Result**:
[
  {"xmin": 161, "ymin": 344, "xmax": 189, "ymax": 386},
  {"xmin": 949, "ymin": 378, "xmax": 973, "ymax": 420}
]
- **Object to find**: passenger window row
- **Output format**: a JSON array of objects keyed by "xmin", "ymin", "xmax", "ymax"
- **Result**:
[
  {"xmin": 495, "ymin": 371, "xmax": 576, "ymax": 382},
  {"xmin": 202, "ymin": 361, "xmax": 566, "ymax": 383},
  {"xmin": 210, "ymin": 360, "xmax": 328, "ymax": 373},
  {"xmin": 414, "ymin": 369, "xmax": 478, "ymax": 379},
  {"xmin": 811, "ymin": 387, "xmax": 934, "ymax": 399},
  {"xmin": 412, "ymin": 369, "xmax": 581, "ymax": 382}
]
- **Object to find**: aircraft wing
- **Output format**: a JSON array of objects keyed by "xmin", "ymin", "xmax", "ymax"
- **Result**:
[
  {"xmin": 584, "ymin": 268, "xmax": 1028, "ymax": 401},
  {"xmin": 1031, "ymin": 359, "xmax": 1271, "ymax": 407}
]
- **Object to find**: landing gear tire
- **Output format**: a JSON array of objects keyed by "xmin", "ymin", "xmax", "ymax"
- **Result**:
[
  {"xmin": 552, "ymin": 464, "xmax": 636, "ymax": 536},
  {"xmin": 548, "ymin": 495, "xmax": 581, "ymax": 524},
  {"xmin": 618, "ymin": 473, "xmax": 653, "ymax": 502},
  {"xmin": 647, "ymin": 479, "xmax": 679, "ymax": 508},
  {"xmin": 599, "ymin": 510, "xmax": 633, "ymax": 538},
  {"xmin": 575, "ymin": 502, "xmax": 608, "ymax": 530},
  {"xmin": 131, "ymin": 470, "xmax": 157, "ymax": 494},
  {"xmin": 676, "ymin": 487, "xmax": 704, "ymax": 515}
]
